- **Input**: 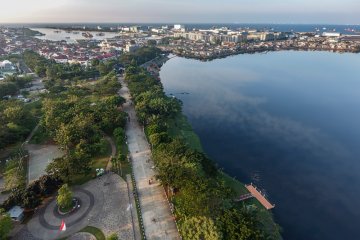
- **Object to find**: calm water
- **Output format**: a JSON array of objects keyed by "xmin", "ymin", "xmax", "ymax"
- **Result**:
[
  {"xmin": 10, "ymin": 23, "xmax": 360, "ymax": 35},
  {"xmin": 160, "ymin": 51, "xmax": 360, "ymax": 240},
  {"xmin": 31, "ymin": 28, "xmax": 120, "ymax": 43}
]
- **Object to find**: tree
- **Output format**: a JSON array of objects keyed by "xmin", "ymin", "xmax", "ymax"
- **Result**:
[
  {"xmin": 22, "ymin": 191, "xmax": 40, "ymax": 209},
  {"xmin": 149, "ymin": 132, "xmax": 170, "ymax": 147},
  {"xmin": 180, "ymin": 216, "xmax": 222, "ymax": 240},
  {"xmin": 0, "ymin": 208, "xmax": 13, "ymax": 239},
  {"xmin": 113, "ymin": 128, "xmax": 125, "ymax": 146},
  {"xmin": 57, "ymin": 184, "xmax": 73, "ymax": 211},
  {"xmin": 219, "ymin": 208, "xmax": 265, "ymax": 240},
  {"xmin": 107, "ymin": 233, "xmax": 118, "ymax": 240}
]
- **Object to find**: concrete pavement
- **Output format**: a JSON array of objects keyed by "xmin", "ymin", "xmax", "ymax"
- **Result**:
[
  {"xmin": 119, "ymin": 76, "xmax": 180, "ymax": 240},
  {"xmin": 15, "ymin": 173, "xmax": 134, "ymax": 240}
]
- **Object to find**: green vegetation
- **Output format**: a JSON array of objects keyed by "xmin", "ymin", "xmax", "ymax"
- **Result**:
[
  {"xmin": 0, "ymin": 75, "xmax": 33, "ymax": 99},
  {"xmin": 79, "ymin": 226, "xmax": 105, "ymax": 240},
  {"xmin": 107, "ymin": 233, "xmax": 119, "ymax": 240},
  {"xmin": 0, "ymin": 208, "xmax": 13, "ymax": 240},
  {"xmin": 23, "ymin": 50, "xmax": 99, "ymax": 81},
  {"xmin": 29, "ymin": 125, "xmax": 51, "ymax": 144},
  {"xmin": 3, "ymin": 154, "xmax": 27, "ymax": 191},
  {"xmin": 57, "ymin": 184, "xmax": 73, "ymax": 212},
  {"xmin": 166, "ymin": 113, "xmax": 203, "ymax": 152},
  {"xmin": 125, "ymin": 47, "xmax": 281, "ymax": 240},
  {"xmin": 1, "ymin": 51, "xmax": 126, "ymax": 214},
  {"xmin": 0, "ymin": 95, "xmax": 41, "ymax": 150},
  {"xmin": 120, "ymin": 46, "xmax": 162, "ymax": 66},
  {"xmin": 44, "ymin": 83, "xmax": 127, "ymax": 183},
  {"xmin": 1, "ymin": 174, "xmax": 62, "ymax": 211}
]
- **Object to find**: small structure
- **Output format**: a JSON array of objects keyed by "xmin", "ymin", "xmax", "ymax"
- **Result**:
[
  {"xmin": 0, "ymin": 60, "xmax": 17, "ymax": 79},
  {"xmin": 8, "ymin": 206, "xmax": 25, "ymax": 221},
  {"xmin": 245, "ymin": 183, "xmax": 275, "ymax": 210},
  {"xmin": 96, "ymin": 168, "xmax": 105, "ymax": 177}
]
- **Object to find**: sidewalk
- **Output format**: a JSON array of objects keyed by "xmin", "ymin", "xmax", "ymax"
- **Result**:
[{"xmin": 119, "ymin": 76, "xmax": 180, "ymax": 240}]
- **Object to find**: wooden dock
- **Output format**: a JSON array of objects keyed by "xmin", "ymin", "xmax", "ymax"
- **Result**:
[{"xmin": 245, "ymin": 183, "xmax": 275, "ymax": 210}]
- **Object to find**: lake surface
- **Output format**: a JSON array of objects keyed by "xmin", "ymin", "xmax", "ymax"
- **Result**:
[
  {"xmin": 31, "ymin": 28, "xmax": 120, "ymax": 43},
  {"xmin": 160, "ymin": 51, "xmax": 360, "ymax": 240}
]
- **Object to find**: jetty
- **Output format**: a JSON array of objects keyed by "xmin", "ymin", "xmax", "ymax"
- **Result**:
[{"xmin": 236, "ymin": 183, "xmax": 275, "ymax": 210}]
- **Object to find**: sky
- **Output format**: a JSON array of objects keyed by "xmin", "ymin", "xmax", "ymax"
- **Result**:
[{"xmin": 1, "ymin": 0, "xmax": 360, "ymax": 24}]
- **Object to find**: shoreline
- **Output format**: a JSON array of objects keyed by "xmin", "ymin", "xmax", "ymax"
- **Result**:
[
  {"xmin": 167, "ymin": 47, "xmax": 360, "ymax": 62},
  {"xmin": 152, "ymin": 53, "xmax": 282, "ymax": 238}
]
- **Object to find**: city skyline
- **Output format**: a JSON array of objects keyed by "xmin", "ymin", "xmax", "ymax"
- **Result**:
[{"xmin": 1, "ymin": 0, "xmax": 360, "ymax": 24}]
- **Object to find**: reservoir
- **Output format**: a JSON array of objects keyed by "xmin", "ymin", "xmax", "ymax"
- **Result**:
[{"xmin": 160, "ymin": 51, "xmax": 360, "ymax": 240}]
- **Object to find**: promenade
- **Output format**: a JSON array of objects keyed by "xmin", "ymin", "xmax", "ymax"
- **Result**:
[{"xmin": 118, "ymin": 76, "xmax": 180, "ymax": 240}]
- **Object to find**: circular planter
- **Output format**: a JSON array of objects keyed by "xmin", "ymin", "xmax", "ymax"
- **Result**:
[{"xmin": 57, "ymin": 198, "xmax": 80, "ymax": 215}]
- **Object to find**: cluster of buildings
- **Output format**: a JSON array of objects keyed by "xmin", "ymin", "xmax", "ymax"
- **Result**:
[
  {"xmin": 0, "ymin": 27, "xmax": 148, "ymax": 67},
  {"xmin": 161, "ymin": 26, "xmax": 360, "ymax": 59},
  {"xmin": 1, "ymin": 24, "xmax": 360, "ymax": 66},
  {"xmin": 173, "ymin": 28, "xmax": 288, "ymax": 44}
]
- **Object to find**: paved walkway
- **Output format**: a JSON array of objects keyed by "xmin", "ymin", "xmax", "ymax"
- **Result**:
[
  {"xmin": 119, "ymin": 76, "xmax": 180, "ymax": 240},
  {"xmin": 14, "ymin": 173, "xmax": 135, "ymax": 240},
  {"xmin": 26, "ymin": 144, "xmax": 64, "ymax": 184}
]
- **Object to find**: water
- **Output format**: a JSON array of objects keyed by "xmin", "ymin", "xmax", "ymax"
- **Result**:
[
  {"xmin": 4, "ymin": 23, "xmax": 360, "ymax": 35},
  {"xmin": 159, "ymin": 51, "xmax": 360, "ymax": 240},
  {"xmin": 31, "ymin": 28, "xmax": 120, "ymax": 43}
]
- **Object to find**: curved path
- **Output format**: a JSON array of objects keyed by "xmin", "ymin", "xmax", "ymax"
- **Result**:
[
  {"xmin": 104, "ymin": 134, "xmax": 117, "ymax": 171},
  {"xmin": 38, "ymin": 189, "xmax": 95, "ymax": 230},
  {"xmin": 119, "ymin": 76, "xmax": 180, "ymax": 240},
  {"xmin": 16, "ymin": 173, "xmax": 134, "ymax": 240}
]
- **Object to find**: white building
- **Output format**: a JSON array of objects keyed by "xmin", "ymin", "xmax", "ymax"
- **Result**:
[
  {"xmin": 125, "ymin": 43, "xmax": 140, "ymax": 53},
  {"xmin": 174, "ymin": 24, "xmax": 185, "ymax": 30},
  {"xmin": 8, "ymin": 206, "xmax": 24, "ymax": 222},
  {"xmin": 130, "ymin": 26, "xmax": 140, "ymax": 33},
  {"xmin": 0, "ymin": 60, "xmax": 17, "ymax": 78},
  {"xmin": 0, "ymin": 60, "xmax": 16, "ymax": 71},
  {"xmin": 322, "ymin": 32, "xmax": 341, "ymax": 37}
]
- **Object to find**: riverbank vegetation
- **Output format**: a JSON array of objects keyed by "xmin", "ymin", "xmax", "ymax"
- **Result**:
[{"xmin": 124, "ymin": 47, "xmax": 281, "ymax": 239}]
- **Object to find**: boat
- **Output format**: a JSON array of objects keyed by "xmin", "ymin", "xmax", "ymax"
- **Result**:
[
  {"xmin": 96, "ymin": 33, "xmax": 105, "ymax": 36},
  {"xmin": 82, "ymin": 32, "xmax": 93, "ymax": 38}
]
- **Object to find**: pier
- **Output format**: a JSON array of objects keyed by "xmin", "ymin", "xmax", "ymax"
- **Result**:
[
  {"xmin": 245, "ymin": 183, "xmax": 275, "ymax": 210},
  {"xmin": 236, "ymin": 183, "xmax": 275, "ymax": 210}
]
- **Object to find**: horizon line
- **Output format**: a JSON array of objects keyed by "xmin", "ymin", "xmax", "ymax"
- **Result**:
[{"xmin": 1, "ymin": 22, "xmax": 359, "ymax": 26}]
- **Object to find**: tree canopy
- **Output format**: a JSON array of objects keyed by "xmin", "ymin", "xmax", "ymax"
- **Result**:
[{"xmin": 0, "ymin": 208, "xmax": 13, "ymax": 239}]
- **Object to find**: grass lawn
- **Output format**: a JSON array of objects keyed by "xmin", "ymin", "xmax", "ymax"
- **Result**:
[
  {"xmin": 79, "ymin": 226, "xmax": 106, "ymax": 240},
  {"xmin": 220, "ymin": 172, "xmax": 249, "ymax": 196},
  {"xmin": 71, "ymin": 156, "xmax": 109, "ymax": 186},
  {"xmin": 0, "ymin": 143, "xmax": 22, "ymax": 175},
  {"xmin": 167, "ymin": 113, "xmax": 203, "ymax": 152},
  {"xmin": 70, "ymin": 138, "xmax": 111, "ymax": 186},
  {"xmin": 29, "ymin": 125, "xmax": 51, "ymax": 144},
  {"xmin": 112, "ymin": 139, "xmax": 132, "ymax": 179}
]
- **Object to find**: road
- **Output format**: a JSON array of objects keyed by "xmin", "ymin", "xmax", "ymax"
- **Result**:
[{"xmin": 118, "ymin": 76, "xmax": 180, "ymax": 240}]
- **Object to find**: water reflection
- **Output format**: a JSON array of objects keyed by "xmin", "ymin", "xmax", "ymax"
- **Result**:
[{"xmin": 160, "ymin": 51, "xmax": 360, "ymax": 240}]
